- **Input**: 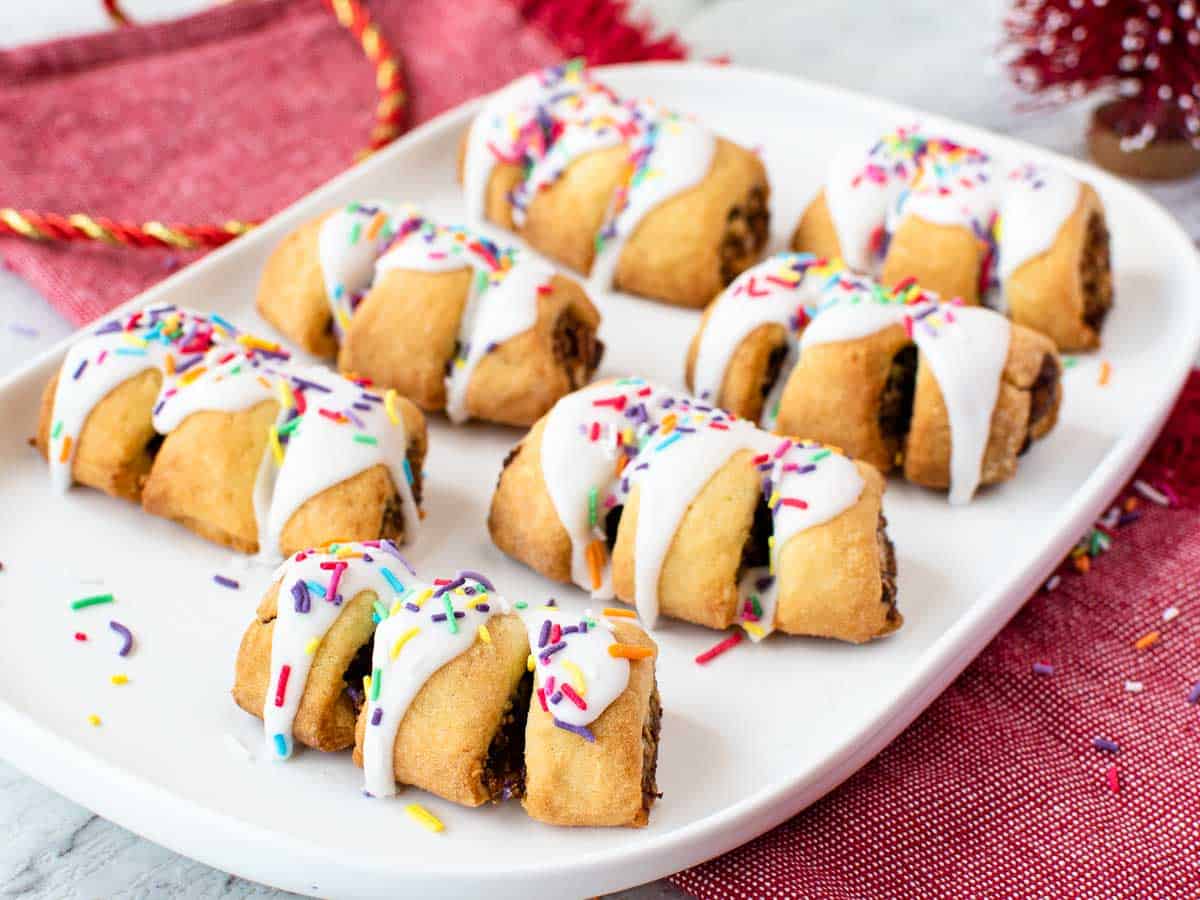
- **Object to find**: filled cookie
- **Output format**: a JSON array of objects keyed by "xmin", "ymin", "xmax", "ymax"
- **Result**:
[
  {"xmin": 33, "ymin": 305, "xmax": 424, "ymax": 556},
  {"xmin": 489, "ymin": 379, "xmax": 899, "ymax": 644},
  {"xmin": 460, "ymin": 60, "xmax": 770, "ymax": 308},
  {"xmin": 791, "ymin": 127, "xmax": 1112, "ymax": 351},
  {"xmin": 686, "ymin": 254, "xmax": 1062, "ymax": 503},
  {"xmin": 257, "ymin": 204, "xmax": 602, "ymax": 427}
]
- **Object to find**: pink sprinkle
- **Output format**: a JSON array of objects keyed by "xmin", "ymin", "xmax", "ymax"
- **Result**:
[{"xmin": 1106, "ymin": 765, "xmax": 1120, "ymax": 793}]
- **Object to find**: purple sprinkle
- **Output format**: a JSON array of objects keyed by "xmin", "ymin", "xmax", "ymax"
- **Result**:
[
  {"xmin": 152, "ymin": 400, "xmax": 165, "ymax": 416},
  {"xmin": 457, "ymin": 570, "xmax": 495, "ymax": 592},
  {"xmin": 553, "ymin": 719, "xmax": 595, "ymax": 742},
  {"xmin": 433, "ymin": 577, "xmax": 465, "ymax": 598},
  {"xmin": 538, "ymin": 619, "xmax": 551, "ymax": 649},
  {"xmin": 362, "ymin": 553, "xmax": 373, "ymax": 562},
  {"xmin": 361, "ymin": 392, "xmax": 383, "ymax": 403},
  {"xmin": 549, "ymin": 691, "xmax": 563, "ymax": 705},
  {"xmin": 289, "ymin": 374, "xmax": 332, "ymax": 394},
  {"xmin": 1092, "ymin": 737, "xmax": 1119, "ymax": 753},
  {"xmin": 108, "ymin": 620, "xmax": 134, "ymax": 657},
  {"xmin": 405, "ymin": 602, "xmax": 420, "ymax": 612},
  {"xmin": 94, "ymin": 320, "xmax": 122, "ymax": 336},
  {"xmin": 755, "ymin": 575, "xmax": 775, "ymax": 591},
  {"xmin": 213, "ymin": 574, "xmax": 240, "ymax": 590},
  {"xmin": 539, "ymin": 640, "xmax": 567, "ymax": 660},
  {"xmin": 795, "ymin": 464, "xmax": 817, "ymax": 475},
  {"xmin": 72, "ymin": 359, "xmax": 88, "ymax": 380},
  {"xmin": 475, "ymin": 604, "xmax": 490, "ymax": 613},
  {"xmin": 432, "ymin": 613, "xmax": 447, "ymax": 622},
  {"xmin": 1032, "ymin": 662, "xmax": 1054, "ymax": 676},
  {"xmin": 562, "ymin": 625, "xmax": 578, "ymax": 635},
  {"xmin": 341, "ymin": 407, "xmax": 366, "ymax": 429},
  {"xmin": 545, "ymin": 598, "xmax": 557, "ymax": 607},
  {"xmin": 378, "ymin": 541, "xmax": 417, "ymax": 575},
  {"xmin": 291, "ymin": 580, "xmax": 311, "ymax": 614},
  {"xmin": 371, "ymin": 708, "xmax": 383, "ymax": 726},
  {"xmin": 352, "ymin": 402, "xmax": 372, "ymax": 412},
  {"xmin": 579, "ymin": 621, "xmax": 588, "ymax": 634},
  {"xmin": 174, "ymin": 354, "xmax": 203, "ymax": 374},
  {"xmin": 8, "ymin": 322, "xmax": 38, "ymax": 338},
  {"xmin": 1188, "ymin": 682, "xmax": 1200, "ymax": 704}
]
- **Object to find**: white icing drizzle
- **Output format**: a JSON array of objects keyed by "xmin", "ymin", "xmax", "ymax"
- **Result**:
[
  {"xmin": 590, "ymin": 107, "xmax": 715, "ymax": 292},
  {"xmin": 375, "ymin": 220, "xmax": 553, "ymax": 424},
  {"xmin": 461, "ymin": 61, "xmax": 717, "ymax": 290},
  {"xmin": 316, "ymin": 201, "xmax": 404, "ymax": 336},
  {"xmin": 821, "ymin": 128, "xmax": 1082, "ymax": 311},
  {"xmin": 262, "ymin": 540, "xmax": 418, "ymax": 760},
  {"xmin": 45, "ymin": 306, "xmax": 422, "ymax": 557},
  {"xmin": 361, "ymin": 572, "xmax": 508, "ymax": 798},
  {"xmin": 997, "ymin": 163, "xmax": 1082, "ymax": 297},
  {"xmin": 520, "ymin": 603, "xmax": 630, "ymax": 740},
  {"xmin": 538, "ymin": 380, "xmax": 865, "ymax": 636}
]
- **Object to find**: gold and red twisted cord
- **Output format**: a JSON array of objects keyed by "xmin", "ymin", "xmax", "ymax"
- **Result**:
[{"xmin": 0, "ymin": 0, "xmax": 407, "ymax": 250}]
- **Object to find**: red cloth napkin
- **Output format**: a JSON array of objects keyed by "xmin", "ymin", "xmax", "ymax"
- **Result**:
[
  {"xmin": 0, "ymin": 0, "xmax": 683, "ymax": 324},
  {"xmin": 5, "ymin": 4, "xmax": 1200, "ymax": 894},
  {"xmin": 673, "ymin": 374, "xmax": 1200, "ymax": 896}
]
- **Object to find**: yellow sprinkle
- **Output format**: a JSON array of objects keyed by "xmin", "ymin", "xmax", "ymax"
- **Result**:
[
  {"xmin": 562, "ymin": 660, "xmax": 587, "ymax": 696},
  {"xmin": 405, "ymin": 803, "xmax": 444, "ymax": 833},
  {"xmin": 256, "ymin": 375, "xmax": 272, "ymax": 391},
  {"xmin": 477, "ymin": 624, "xmax": 492, "ymax": 644},
  {"xmin": 304, "ymin": 638, "xmax": 320, "ymax": 655},
  {"xmin": 527, "ymin": 653, "xmax": 535, "ymax": 672},
  {"xmin": 742, "ymin": 622, "xmax": 766, "ymax": 639},
  {"xmin": 416, "ymin": 588, "xmax": 433, "ymax": 607},
  {"xmin": 277, "ymin": 379, "xmax": 294, "ymax": 410},
  {"xmin": 337, "ymin": 546, "xmax": 361, "ymax": 559},
  {"xmin": 390, "ymin": 627, "xmax": 420, "ymax": 660},
  {"xmin": 87, "ymin": 714, "xmax": 101, "ymax": 727},
  {"xmin": 768, "ymin": 490, "xmax": 780, "ymax": 509},
  {"xmin": 110, "ymin": 674, "xmax": 128, "ymax": 685},
  {"xmin": 268, "ymin": 424, "xmax": 284, "ymax": 465},
  {"xmin": 363, "ymin": 674, "xmax": 372, "ymax": 695},
  {"xmin": 390, "ymin": 600, "xmax": 402, "ymax": 616},
  {"xmin": 384, "ymin": 388, "xmax": 400, "ymax": 425},
  {"xmin": 337, "ymin": 309, "xmax": 352, "ymax": 332},
  {"xmin": 179, "ymin": 365, "xmax": 208, "ymax": 387},
  {"xmin": 470, "ymin": 593, "xmax": 489, "ymax": 609},
  {"xmin": 123, "ymin": 333, "xmax": 148, "ymax": 348}
]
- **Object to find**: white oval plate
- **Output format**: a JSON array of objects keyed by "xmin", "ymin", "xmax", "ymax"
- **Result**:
[{"xmin": 0, "ymin": 63, "xmax": 1197, "ymax": 899}]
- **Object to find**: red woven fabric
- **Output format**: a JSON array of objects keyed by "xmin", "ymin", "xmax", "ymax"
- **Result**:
[
  {"xmin": 673, "ymin": 373, "xmax": 1200, "ymax": 896},
  {"xmin": 0, "ymin": 0, "xmax": 684, "ymax": 325}
]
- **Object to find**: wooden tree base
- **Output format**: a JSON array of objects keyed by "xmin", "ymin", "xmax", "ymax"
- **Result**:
[{"xmin": 1087, "ymin": 101, "xmax": 1200, "ymax": 181}]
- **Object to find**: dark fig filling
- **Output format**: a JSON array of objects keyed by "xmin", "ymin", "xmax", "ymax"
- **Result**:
[
  {"xmin": 720, "ymin": 185, "xmax": 770, "ymax": 285},
  {"xmin": 878, "ymin": 344, "xmax": 918, "ymax": 461},
  {"xmin": 552, "ymin": 309, "xmax": 605, "ymax": 390},
  {"xmin": 876, "ymin": 513, "xmax": 900, "ymax": 621},
  {"xmin": 379, "ymin": 494, "xmax": 407, "ymax": 544},
  {"xmin": 482, "ymin": 671, "xmax": 533, "ymax": 802},
  {"xmin": 342, "ymin": 637, "xmax": 376, "ymax": 716},
  {"xmin": 641, "ymin": 682, "xmax": 663, "ymax": 814},
  {"xmin": 738, "ymin": 496, "xmax": 774, "ymax": 580},
  {"xmin": 1081, "ymin": 212, "xmax": 1113, "ymax": 334},
  {"xmin": 604, "ymin": 503, "xmax": 625, "ymax": 553},
  {"xmin": 1019, "ymin": 353, "xmax": 1062, "ymax": 455}
]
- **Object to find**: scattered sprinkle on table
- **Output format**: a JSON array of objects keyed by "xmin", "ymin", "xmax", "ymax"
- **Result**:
[
  {"xmin": 1031, "ymin": 662, "xmax": 1054, "ymax": 676},
  {"xmin": 74, "ymin": 632, "xmax": 87, "ymax": 642},
  {"xmin": 405, "ymin": 803, "xmax": 444, "ymax": 833},
  {"xmin": 87, "ymin": 715, "xmax": 101, "ymax": 727},
  {"xmin": 1092, "ymin": 737, "xmax": 1119, "ymax": 753},
  {"xmin": 695, "ymin": 631, "xmax": 743, "ymax": 665},
  {"xmin": 1105, "ymin": 765, "xmax": 1120, "ymax": 793},
  {"xmin": 8, "ymin": 322, "xmax": 38, "ymax": 338},
  {"xmin": 1098, "ymin": 360, "xmax": 1112, "ymax": 386},
  {"xmin": 1124, "ymin": 680, "xmax": 1144, "ymax": 693},
  {"xmin": 110, "ymin": 674, "xmax": 129, "ymax": 686},
  {"xmin": 1162, "ymin": 606, "xmax": 1179, "ymax": 622},
  {"xmin": 213, "ymin": 574, "xmax": 240, "ymax": 590},
  {"xmin": 72, "ymin": 593, "xmax": 114, "ymax": 611},
  {"xmin": 1132, "ymin": 479, "xmax": 1171, "ymax": 507},
  {"xmin": 1188, "ymin": 682, "xmax": 1200, "ymax": 704},
  {"xmin": 109, "ymin": 620, "xmax": 134, "ymax": 656},
  {"xmin": 1133, "ymin": 630, "xmax": 1161, "ymax": 651}
]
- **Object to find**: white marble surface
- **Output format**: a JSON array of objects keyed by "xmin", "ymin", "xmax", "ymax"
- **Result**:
[{"xmin": 0, "ymin": 1, "xmax": 1197, "ymax": 897}]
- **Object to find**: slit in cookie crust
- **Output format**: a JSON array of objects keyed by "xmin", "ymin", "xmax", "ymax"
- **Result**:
[
  {"xmin": 553, "ymin": 308, "xmax": 606, "ymax": 392},
  {"xmin": 641, "ymin": 682, "xmax": 663, "ymax": 816},
  {"xmin": 878, "ymin": 344, "xmax": 919, "ymax": 465},
  {"xmin": 720, "ymin": 185, "xmax": 771, "ymax": 286},
  {"xmin": 482, "ymin": 671, "xmax": 533, "ymax": 803},
  {"xmin": 1081, "ymin": 211, "xmax": 1114, "ymax": 334}
]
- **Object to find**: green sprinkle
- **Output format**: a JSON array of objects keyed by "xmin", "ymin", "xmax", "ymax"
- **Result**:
[
  {"xmin": 349, "ymin": 222, "xmax": 362, "ymax": 244},
  {"xmin": 475, "ymin": 270, "xmax": 489, "ymax": 294},
  {"xmin": 72, "ymin": 593, "xmax": 114, "ymax": 611},
  {"xmin": 353, "ymin": 434, "xmax": 379, "ymax": 446},
  {"xmin": 52, "ymin": 420, "xmax": 63, "ymax": 439},
  {"xmin": 585, "ymin": 616, "xmax": 598, "ymax": 628},
  {"xmin": 515, "ymin": 600, "xmax": 528, "ymax": 610},
  {"xmin": 1063, "ymin": 356, "xmax": 1078, "ymax": 369},
  {"xmin": 373, "ymin": 600, "xmax": 389, "ymax": 621},
  {"xmin": 443, "ymin": 594, "xmax": 458, "ymax": 634},
  {"xmin": 277, "ymin": 417, "xmax": 301, "ymax": 436},
  {"xmin": 588, "ymin": 488, "xmax": 598, "ymax": 529},
  {"xmin": 229, "ymin": 365, "xmax": 241, "ymax": 376},
  {"xmin": 751, "ymin": 594, "xmax": 763, "ymax": 617},
  {"xmin": 369, "ymin": 668, "xmax": 381, "ymax": 701},
  {"xmin": 810, "ymin": 450, "xmax": 832, "ymax": 463}
]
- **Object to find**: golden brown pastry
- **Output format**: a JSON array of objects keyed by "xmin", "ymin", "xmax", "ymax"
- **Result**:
[
  {"xmin": 522, "ymin": 609, "xmax": 660, "ymax": 827},
  {"xmin": 460, "ymin": 61, "xmax": 769, "ymax": 308},
  {"xmin": 790, "ymin": 127, "xmax": 1112, "ymax": 351},
  {"xmin": 688, "ymin": 254, "xmax": 1061, "ymax": 504},
  {"xmin": 33, "ymin": 305, "xmax": 425, "ymax": 557},
  {"xmin": 256, "ymin": 204, "xmax": 602, "ymax": 427},
  {"xmin": 489, "ymin": 379, "xmax": 900, "ymax": 644}
]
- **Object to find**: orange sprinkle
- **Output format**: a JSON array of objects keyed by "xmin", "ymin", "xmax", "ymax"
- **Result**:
[
  {"xmin": 1098, "ymin": 360, "xmax": 1112, "ymax": 386},
  {"xmin": 1123, "ymin": 496, "xmax": 1139, "ymax": 513},
  {"xmin": 603, "ymin": 607, "xmax": 638, "ymax": 619},
  {"xmin": 59, "ymin": 434, "xmax": 73, "ymax": 463},
  {"xmin": 1073, "ymin": 555, "xmax": 1090, "ymax": 574},
  {"xmin": 608, "ymin": 643, "xmax": 654, "ymax": 660},
  {"xmin": 164, "ymin": 353, "xmax": 175, "ymax": 375},
  {"xmin": 1134, "ymin": 630, "xmax": 1161, "ymax": 650},
  {"xmin": 179, "ymin": 365, "xmax": 207, "ymax": 386},
  {"xmin": 366, "ymin": 212, "xmax": 387, "ymax": 240},
  {"xmin": 616, "ymin": 453, "xmax": 629, "ymax": 476},
  {"xmin": 586, "ymin": 540, "xmax": 606, "ymax": 591},
  {"xmin": 257, "ymin": 375, "xmax": 272, "ymax": 391},
  {"xmin": 660, "ymin": 412, "xmax": 677, "ymax": 434}
]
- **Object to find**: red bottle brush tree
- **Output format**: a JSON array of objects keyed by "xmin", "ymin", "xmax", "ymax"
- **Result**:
[{"xmin": 1003, "ymin": 0, "xmax": 1200, "ymax": 178}]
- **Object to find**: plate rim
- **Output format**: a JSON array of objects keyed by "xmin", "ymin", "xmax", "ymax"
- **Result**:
[{"xmin": 2, "ymin": 60, "xmax": 1198, "ymax": 897}]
